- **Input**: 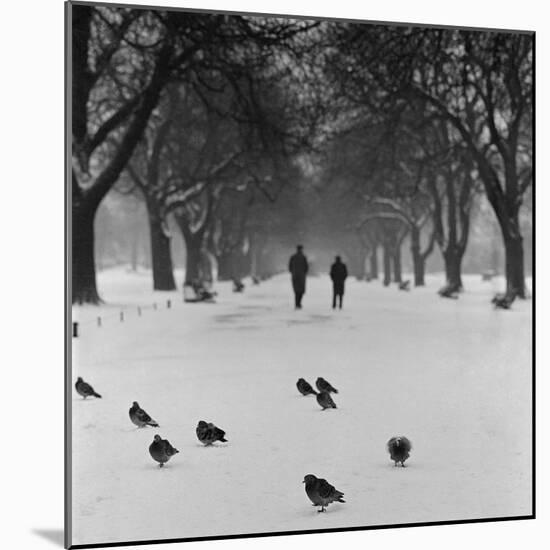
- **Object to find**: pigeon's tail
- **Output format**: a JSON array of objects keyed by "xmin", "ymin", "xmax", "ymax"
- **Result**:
[
  {"xmin": 333, "ymin": 389, "xmax": 339, "ymax": 394},
  {"xmin": 148, "ymin": 421, "xmax": 159, "ymax": 427},
  {"xmin": 337, "ymin": 497, "xmax": 345, "ymax": 503},
  {"xmin": 220, "ymin": 437, "xmax": 228, "ymax": 442},
  {"xmin": 335, "ymin": 491, "xmax": 345, "ymax": 503},
  {"xmin": 93, "ymin": 392, "xmax": 102, "ymax": 398}
]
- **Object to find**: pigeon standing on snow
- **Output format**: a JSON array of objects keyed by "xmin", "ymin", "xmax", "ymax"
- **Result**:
[
  {"xmin": 75, "ymin": 377, "xmax": 102, "ymax": 399},
  {"xmin": 129, "ymin": 401, "xmax": 159, "ymax": 428},
  {"xmin": 316, "ymin": 391, "xmax": 337, "ymax": 410},
  {"xmin": 196, "ymin": 420, "xmax": 228, "ymax": 445},
  {"xmin": 149, "ymin": 434, "xmax": 179, "ymax": 467},
  {"xmin": 387, "ymin": 436, "xmax": 412, "ymax": 467},
  {"xmin": 296, "ymin": 378, "xmax": 318, "ymax": 396},
  {"xmin": 316, "ymin": 377, "xmax": 338, "ymax": 394},
  {"xmin": 303, "ymin": 474, "xmax": 345, "ymax": 513}
]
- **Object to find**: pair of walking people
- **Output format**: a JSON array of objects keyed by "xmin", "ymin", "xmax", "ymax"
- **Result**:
[{"xmin": 288, "ymin": 245, "xmax": 348, "ymax": 310}]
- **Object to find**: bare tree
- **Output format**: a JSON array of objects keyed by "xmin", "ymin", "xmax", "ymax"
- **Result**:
[{"xmin": 70, "ymin": 5, "xmax": 317, "ymax": 303}]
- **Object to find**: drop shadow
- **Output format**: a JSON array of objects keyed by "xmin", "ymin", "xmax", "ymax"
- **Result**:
[{"xmin": 32, "ymin": 528, "xmax": 64, "ymax": 547}]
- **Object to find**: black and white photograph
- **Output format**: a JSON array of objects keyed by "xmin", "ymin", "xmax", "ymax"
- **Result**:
[{"xmin": 66, "ymin": 1, "xmax": 533, "ymax": 547}]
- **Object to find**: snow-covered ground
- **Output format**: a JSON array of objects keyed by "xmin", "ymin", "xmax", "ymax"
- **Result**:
[{"xmin": 70, "ymin": 268, "xmax": 532, "ymax": 547}]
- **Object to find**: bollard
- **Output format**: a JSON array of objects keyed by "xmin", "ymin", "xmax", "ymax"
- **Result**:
[
  {"xmin": 97, "ymin": 317, "xmax": 102, "ymax": 327},
  {"xmin": 120, "ymin": 311, "xmax": 124, "ymax": 322},
  {"xmin": 137, "ymin": 306, "xmax": 142, "ymax": 316},
  {"xmin": 73, "ymin": 322, "xmax": 79, "ymax": 338},
  {"xmin": 167, "ymin": 299, "xmax": 171, "ymax": 309}
]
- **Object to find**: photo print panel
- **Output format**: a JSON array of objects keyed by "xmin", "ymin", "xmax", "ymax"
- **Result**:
[{"xmin": 66, "ymin": 1, "xmax": 534, "ymax": 547}]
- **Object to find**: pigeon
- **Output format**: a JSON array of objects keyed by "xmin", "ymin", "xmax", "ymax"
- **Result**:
[
  {"xmin": 196, "ymin": 420, "xmax": 228, "ymax": 446},
  {"xmin": 129, "ymin": 401, "xmax": 159, "ymax": 428},
  {"xmin": 387, "ymin": 436, "xmax": 412, "ymax": 467},
  {"xmin": 303, "ymin": 474, "xmax": 345, "ymax": 512},
  {"xmin": 75, "ymin": 377, "xmax": 102, "ymax": 399},
  {"xmin": 316, "ymin": 377, "xmax": 338, "ymax": 394},
  {"xmin": 316, "ymin": 391, "xmax": 337, "ymax": 410},
  {"xmin": 149, "ymin": 434, "xmax": 179, "ymax": 467},
  {"xmin": 297, "ymin": 378, "xmax": 318, "ymax": 396}
]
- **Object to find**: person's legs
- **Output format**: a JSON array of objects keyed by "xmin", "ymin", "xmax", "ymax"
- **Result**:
[
  {"xmin": 332, "ymin": 285, "xmax": 337, "ymax": 309},
  {"xmin": 338, "ymin": 292, "xmax": 343, "ymax": 309}
]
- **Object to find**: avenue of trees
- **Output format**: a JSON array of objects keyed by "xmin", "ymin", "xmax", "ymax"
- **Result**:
[{"xmin": 70, "ymin": 5, "xmax": 533, "ymax": 304}]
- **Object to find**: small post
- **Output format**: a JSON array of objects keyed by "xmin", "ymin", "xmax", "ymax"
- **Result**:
[
  {"xmin": 97, "ymin": 317, "xmax": 102, "ymax": 327},
  {"xmin": 72, "ymin": 322, "xmax": 79, "ymax": 338},
  {"xmin": 120, "ymin": 311, "xmax": 124, "ymax": 322},
  {"xmin": 153, "ymin": 303, "xmax": 157, "ymax": 310},
  {"xmin": 137, "ymin": 306, "xmax": 142, "ymax": 316},
  {"xmin": 167, "ymin": 299, "xmax": 171, "ymax": 309}
]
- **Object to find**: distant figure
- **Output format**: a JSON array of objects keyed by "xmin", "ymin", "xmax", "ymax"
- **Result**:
[
  {"xmin": 330, "ymin": 256, "xmax": 348, "ymax": 309},
  {"xmin": 289, "ymin": 245, "xmax": 309, "ymax": 309}
]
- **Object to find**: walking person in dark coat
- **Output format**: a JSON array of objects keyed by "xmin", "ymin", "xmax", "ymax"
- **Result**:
[
  {"xmin": 330, "ymin": 256, "xmax": 348, "ymax": 309},
  {"xmin": 289, "ymin": 245, "xmax": 309, "ymax": 309}
]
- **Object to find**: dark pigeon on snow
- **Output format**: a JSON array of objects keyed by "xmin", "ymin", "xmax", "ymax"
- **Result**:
[
  {"xmin": 387, "ymin": 436, "xmax": 412, "ymax": 467},
  {"xmin": 296, "ymin": 378, "xmax": 318, "ymax": 396},
  {"xmin": 149, "ymin": 434, "xmax": 179, "ymax": 467},
  {"xmin": 303, "ymin": 474, "xmax": 345, "ymax": 513},
  {"xmin": 316, "ymin": 391, "xmax": 337, "ymax": 410},
  {"xmin": 196, "ymin": 420, "xmax": 228, "ymax": 446},
  {"xmin": 129, "ymin": 401, "xmax": 159, "ymax": 428},
  {"xmin": 75, "ymin": 377, "xmax": 102, "ymax": 399},
  {"xmin": 315, "ymin": 377, "xmax": 338, "ymax": 394}
]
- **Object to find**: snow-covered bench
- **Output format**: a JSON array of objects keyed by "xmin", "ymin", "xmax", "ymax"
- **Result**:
[
  {"xmin": 183, "ymin": 283, "xmax": 216, "ymax": 303},
  {"xmin": 233, "ymin": 279, "xmax": 245, "ymax": 293},
  {"xmin": 398, "ymin": 280, "xmax": 410, "ymax": 291}
]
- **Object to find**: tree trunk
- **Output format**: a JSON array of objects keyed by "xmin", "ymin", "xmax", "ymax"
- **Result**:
[
  {"xmin": 504, "ymin": 234, "xmax": 525, "ymax": 298},
  {"xmin": 217, "ymin": 252, "xmax": 234, "ymax": 281},
  {"xmin": 72, "ymin": 205, "xmax": 101, "ymax": 304},
  {"xmin": 250, "ymin": 245, "xmax": 259, "ymax": 280},
  {"xmin": 184, "ymin": 237, "xmax": 202, "ymax": 285},
  {"xmin": 412, "ymin": 250, "xmax": 426, "ymax": 286},
  {"xmin": 369, "ymin": 245, "xmax": 378, "ymax": 279},
  {"xmin": 148, "ymin": 208, "xmax": 176, "ymax": 291},
  {"xmin": 382, "ymin": 245, "xmax": 391, "ymax": 286},
  {"xmin": 392, "ymin": 246, "xmax": 402, "ymax": 283},
  {"xmin": 410, "ymin": 228, "xmax": 425, "ymax": 286},
  {"xmin": 443, "ymin": 247, "xmax": 464, "ymax": 293},
  {"xmin": 200, "ymin": 250, "xmax": 215, "ymax": 284}
]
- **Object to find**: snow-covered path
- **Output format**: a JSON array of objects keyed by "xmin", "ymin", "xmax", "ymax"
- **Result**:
[{"xmin": 71, "ymin": 270, "xmax": 532, "ymax": 546}]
